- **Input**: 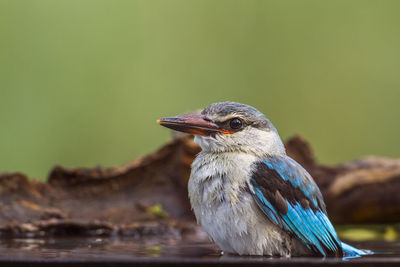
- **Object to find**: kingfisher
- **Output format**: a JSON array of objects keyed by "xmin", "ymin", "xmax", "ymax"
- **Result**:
[{"xmin": 158, "ymin": 101, "xmax": 368, "ymax": 257}]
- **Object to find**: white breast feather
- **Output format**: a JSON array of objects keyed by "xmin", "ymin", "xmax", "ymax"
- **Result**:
[{"xmin": 188, "ymin": 152, "xmax": 292, "ymax": 256}]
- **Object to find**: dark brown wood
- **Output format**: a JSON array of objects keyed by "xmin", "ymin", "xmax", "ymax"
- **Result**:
[{"xmin": 0, "ymin": 133, "xmax": 399, "ymax": 238}]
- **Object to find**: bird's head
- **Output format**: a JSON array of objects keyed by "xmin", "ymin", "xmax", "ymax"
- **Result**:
[{"xmin": 158, "ymin": 102, "xmax": 285, "ymax": 156}]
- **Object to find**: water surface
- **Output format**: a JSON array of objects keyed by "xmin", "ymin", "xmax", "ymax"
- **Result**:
[{"xmin": 0, "ymin": 234, "xmax": 399, "ymax": 265}]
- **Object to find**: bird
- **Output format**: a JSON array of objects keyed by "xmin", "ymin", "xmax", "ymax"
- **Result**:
[{"xmin": 157, "ymin": 101, "xmax": 368, "ymax": 258}]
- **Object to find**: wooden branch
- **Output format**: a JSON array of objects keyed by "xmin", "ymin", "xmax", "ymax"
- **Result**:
[{"xmin": 0, "ymin": 134, "xmax": 398, "ymax": 237}]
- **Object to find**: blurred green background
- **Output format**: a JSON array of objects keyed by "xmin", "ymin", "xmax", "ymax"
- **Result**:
[{"xmin": 1, "ymin": 0, "xmax": 400, "ymax": 180}]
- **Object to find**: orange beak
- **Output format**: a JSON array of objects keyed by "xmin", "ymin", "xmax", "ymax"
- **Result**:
[{"xmin": 157, "ymin": 114, "xmax": 232, "ymax": 136}]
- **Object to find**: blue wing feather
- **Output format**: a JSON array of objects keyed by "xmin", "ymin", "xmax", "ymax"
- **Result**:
[
  {"xmin": 250, "ymin": 156, "xmax": 342, "ymax": 256},
  {"xmin": 253, "ymin": 186, "xmax": 280, "ymax": 225},
  {"xmin": 262, "ymin": 157, "xmax": 320, "ymax": 206}
]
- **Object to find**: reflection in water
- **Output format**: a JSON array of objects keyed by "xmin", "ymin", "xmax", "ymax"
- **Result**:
[
  {"xmin": 0, "ymin": 236, "xmax": 220, "ymax": 260},
  {"xmin": 0, "ymin": 233, "xmax": 399, "ymax": 262}
]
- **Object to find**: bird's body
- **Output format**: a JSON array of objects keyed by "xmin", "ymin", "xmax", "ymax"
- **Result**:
[
  {"xmin": 189, "ymin": 151, "xmax": 310, "ymax": 256},
  {"xmin": 158, "ymin": 101, "xmax": 369, "ymax": 258}
]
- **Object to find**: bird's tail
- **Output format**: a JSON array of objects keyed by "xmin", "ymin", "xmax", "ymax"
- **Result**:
[{"xmin": 341, "ymin": 242, "xmax": 373, "ymax": 259}]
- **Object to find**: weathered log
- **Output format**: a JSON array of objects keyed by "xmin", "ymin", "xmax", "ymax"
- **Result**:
[
  {"xmin": 0, "ymin": 135, "xmax": 201, "ymax": 238},
  {"xmin": 0, "ymin": 133, "xmax": 398, "ymax": 237}
]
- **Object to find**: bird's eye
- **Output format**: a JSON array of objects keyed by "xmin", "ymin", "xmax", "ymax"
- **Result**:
[{"xmin": 229, "ymin": 118, "xmax": 243, "ymax": 130}]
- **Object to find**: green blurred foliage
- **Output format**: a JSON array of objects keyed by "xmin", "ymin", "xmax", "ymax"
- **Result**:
[
  {"xmin": 1, "ymin": 1, "xmax": 400, "ymax": 180},
  {"xmin": 337, "ymin": 225, "xmax": 400, "ymax": 242}
]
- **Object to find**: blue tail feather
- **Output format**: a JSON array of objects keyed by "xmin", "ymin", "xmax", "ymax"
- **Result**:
[{"xmin": 341, "ymin": 242, "xmax": 372, "ymax": 259}]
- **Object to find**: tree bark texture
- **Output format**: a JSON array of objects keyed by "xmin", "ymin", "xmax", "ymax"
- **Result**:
[{"xmin": 0, "ymin": 133, "xmax": 398, "ymax": 237}]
